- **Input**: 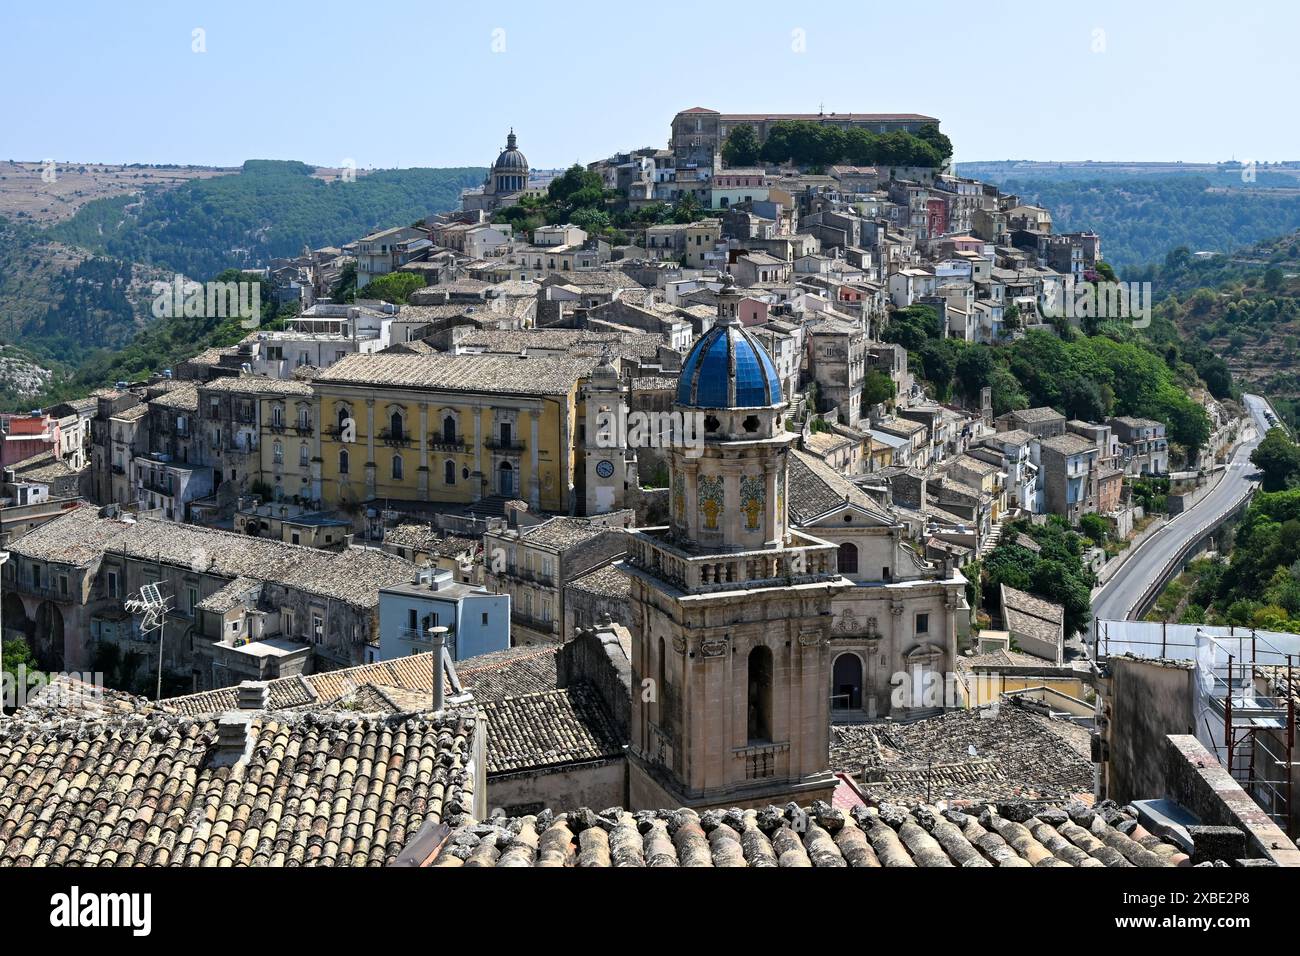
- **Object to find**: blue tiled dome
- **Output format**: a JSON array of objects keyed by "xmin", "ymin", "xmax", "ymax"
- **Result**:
[{"xmin": 677, "ymin": 322, "xmax": 783, "ymax": 408}]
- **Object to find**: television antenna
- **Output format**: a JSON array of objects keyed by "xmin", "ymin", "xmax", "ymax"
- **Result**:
[{"xmin": 124, "ymin": 581, "xmax": 172, "ymax": 700}]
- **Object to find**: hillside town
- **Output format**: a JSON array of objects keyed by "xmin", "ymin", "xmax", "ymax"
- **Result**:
[{"xmin": 0, "ymin": 106, "xmax": 1291, "ymax": 875}]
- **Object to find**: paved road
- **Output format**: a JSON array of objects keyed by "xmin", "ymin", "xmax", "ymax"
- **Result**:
[{"xmin": 1091, "ymin": 394, "xmax": 1273, "ymax": 622}]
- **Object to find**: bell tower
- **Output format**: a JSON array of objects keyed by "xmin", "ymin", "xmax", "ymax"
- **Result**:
[
  {"xmin": 621, "ymin": 273, "xmax": 849, "ymax": 810},
  {"xmin": 582, "ymin": 350, "xmax": 636, "ymax": 515}
]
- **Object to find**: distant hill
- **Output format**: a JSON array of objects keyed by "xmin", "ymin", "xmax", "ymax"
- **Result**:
[
  {"xmin": 955, "ymin": 167, "xmax": 1300, "ymax": 274},
  {"xmin": 1152, "ymin": 231, "xmax": 1300, "ymax": 423},
  {"xmin": 47, "ymin": 159, "xmax": 485, "ymax": 280},
  {"xmin": 0, "ymin": 160, "xmax": 485, "ymax": 410}
]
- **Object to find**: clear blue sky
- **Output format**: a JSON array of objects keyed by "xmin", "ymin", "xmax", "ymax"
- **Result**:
[{"xmin": 2, "ymin": 0, "xmax": 1296, "ymax": 169}]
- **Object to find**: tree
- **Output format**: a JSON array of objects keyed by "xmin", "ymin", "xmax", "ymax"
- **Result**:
[
  {"xmin": 919, "ymin": 340, "xmax": 957, "ymax": 398},
  {"xmin": 953, "ymin": 346, "xmax": 997, "ymax": 401},
  {"xmin": 329, "ymin": 261, "xmax": 357, "ymax": 301},
  {"xmin": 672, "ymin": 193, "xmax": 700, "ymax": 224},
  {"xmin": 1079, "ymin": 513, "xmax": 1109, "ymax": 545},
  {"xmin": 882, "ymin": 304, "xmax": 941, "ymax": 351},
  {"xmin": 547, "ymin": 164, "xmax": 605, "ymax": 205},
  {"xmin": 861, "ymin": 369, "xmax": 895, "ymax": 409},
  {"xmin": 915, "ymin": 123, "xmax": 953, "ymax": 162},
  {"xmin": 721, "ymin": 124, "xmax": 760, "ymax": 167},
  {"xmin": 357, "ymin": 271, "xmax": 424, "ymax": 305},
  {"xmin": 2, "ymin": 636, "xmax": 41, "ymax": 701},
  {"xmin": 1252, "ymin": 427, "xmax": 1300, "ymax": 491}
]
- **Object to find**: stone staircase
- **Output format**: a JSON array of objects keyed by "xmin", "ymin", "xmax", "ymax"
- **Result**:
[
  {"xmin": 978, "ymin": 520, "xmax": 1005, "ymax": 557},
  {"xmin": 462, "ymin": 494, "xmax": 513, "ymax": 520}
]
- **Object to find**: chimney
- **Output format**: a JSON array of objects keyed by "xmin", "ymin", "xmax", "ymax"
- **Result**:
[
  {"xmin": 212, "ymin": 680, "xmax": 267, "ymax": 765},
  {"xmin": 428, "ymin": 627, "xmax": 449, "ymax": 713},
  {"xmin": 237, "ymin": 680, "xmax": 269, "ymax": 710}
]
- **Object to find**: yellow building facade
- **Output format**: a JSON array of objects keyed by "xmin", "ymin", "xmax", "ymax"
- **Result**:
[{"xmin": 310, "ymin": 353, "xmax": 589, "ymax": 514}]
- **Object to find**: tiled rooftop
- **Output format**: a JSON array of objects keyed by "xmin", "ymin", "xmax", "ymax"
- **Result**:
[
  {"xmin": 0, "ymin": 709, "xmax": 477, "ymax": 866},
  {"xmin": 787, "ymin": 449, "xmax": 894, "ymax": 525},
  {"xmin": 430, "ymin": 799, "xmax": 1186, "ymax": 868},
  {"xmin": 515, "ymin": 516, "xmax": 621, "ymax": 551},
  {"xmin": 314, "ymin": 353, "xmax": 597, "ymax": 396},
  {"xmin": 161, "ymin": 645, "xmax": 558, "ymax": 716},
  {"xmin": 831, "ymin": 706, "xmax": 1093, "ymax": 804},
  {"xmin": 567, "ymin": 563, "xmax": 630, "ymax": 598},
  {"xmin": 8, "ymin": 506, "xmax": 415, "ymax": 608},
  {"xmin": 200, "ymin": 375, "xmax": 315, "ymax": 396},
  {"xmin": 480, "ymin": 684, "xmax": 624, "ymax": 775}
]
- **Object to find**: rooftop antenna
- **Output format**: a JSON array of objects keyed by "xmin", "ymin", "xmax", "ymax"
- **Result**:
[{"xmin": 125, "ymin": 580, "xmax": 172, "ymax": 700}]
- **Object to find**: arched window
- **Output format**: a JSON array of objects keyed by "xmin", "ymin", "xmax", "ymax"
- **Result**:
[
  {"xmin": 390, "ymin": 410, "xmax": 404, "ymax": 440},
  {"xmin": 392, "ymin": 455, "xmax": 404, "ymax": 480},
  {"xmin": 747, "ymin": 645, "xmax": 773, "ymax": 743},
  {"xmin": 338, "ymin": 448, "xmax": 349, "ymax": 475},
  {"xmin": 832, "ymin": 653, "xmax": 863, "ymax": 712},
  {"xmin": 337, "ymin": 405, "xmax": 350, "ymax": 431},
  {"xmin": 444, "ymin": 460, "xmax": 456, "ymax": 485},
  {"xmin": 838, "ymin": 541, "xmax": 859, "ymax": 575},
  {"xmin": 272, "ymin": 440, "xmax": 283, "ymax": 463},
  {"xmin": 299, "ymin": 444, "xmax": 309, "ymax": 467},
  {"xmin": 498, "ymin": 460, "xmax": 514, "ymax": 496},
  {"xmin": 442, "ymin": 415, "xmax": 457, "ymax": 443}
]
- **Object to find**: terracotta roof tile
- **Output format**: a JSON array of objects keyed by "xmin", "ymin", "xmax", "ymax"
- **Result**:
[
  {"xmin": 0, "ymin": 709, "xmax": 477, "ymax": 866},
  {"xmin": 431, "ymin": 800, "xmax": 1185, "ymax": 868}
]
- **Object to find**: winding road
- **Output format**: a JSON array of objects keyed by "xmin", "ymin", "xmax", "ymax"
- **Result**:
[{"xmin": 1091, "ymin": 394, "xmax": 1273, "ymax": 622}]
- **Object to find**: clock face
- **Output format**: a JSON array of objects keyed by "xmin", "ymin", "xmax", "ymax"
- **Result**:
[{"xmin": 596, "ymin": 459, "xmax": 615, "ymax": 479}]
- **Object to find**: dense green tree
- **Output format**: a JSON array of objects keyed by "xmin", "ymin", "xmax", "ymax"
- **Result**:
[
  {"xmin": 882, "ymin": 304, "xmax": 941, "ymax": 351},
  {"xmin": 721, "ymin": 124, "xmax": 760, "ymax": 167},
  {"xmin": 861, "ymin": 369, "xmax": 895, "ymax": 408},
  {"xmin": 1252, "ymin": 427, "xmax": 1300, "ymax": 491},
  {"xmin": 982, "ymin": 519, "xmax": 1095, "ymax": 636},
  {"xmin": 358, "ymin": 271, "xmax": 424, "ymax": 304}
]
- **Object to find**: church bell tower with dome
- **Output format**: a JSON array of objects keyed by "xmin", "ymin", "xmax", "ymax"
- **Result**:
[
  {"xmin": 621, "ymin": 273, "xmax": 849, "ymax": 810},
  {"xmin": 462, "ymin": 129, "xmax": 530, "ymax": 215}
]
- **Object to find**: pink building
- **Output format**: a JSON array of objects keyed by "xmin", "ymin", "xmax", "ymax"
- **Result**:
[
  {"xmin": 738, "ymin": 297, "xmax": 771, "ymax": 326},
  {"xmin": 1, "ymin": 413, "xmax": 60, "ymax": 468}
]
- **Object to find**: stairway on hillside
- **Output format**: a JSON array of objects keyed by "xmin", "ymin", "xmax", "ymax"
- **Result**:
[{"xmin": 978, "ymin": 520, "xmax": 1004, "ymax": 557}]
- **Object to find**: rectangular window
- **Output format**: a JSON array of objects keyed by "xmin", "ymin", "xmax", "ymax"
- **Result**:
[
  {"xmin": 312, "ymin": 615, "xmax": 324, "ymax": 644},
  {"xmin": 107, "ymin": 571, "xmax": 119, "ymax": 598},
  {"xmin": 916, "ymin": 613, "xmax": 929, "ymax": 635},
  {"xmin": 481, "ymin": 612, "xmax": 489, "ymax": 626},
  {"xmin": 408, "ymin": 608, "xmax": 418, "ymax": 631},
  {"xmin": 187, "ymin": 587, "xmax": 198, "ymax": 615},
  {"xmin": 283, "ymin": 609, "xmax": 295, "ymax": 636}
]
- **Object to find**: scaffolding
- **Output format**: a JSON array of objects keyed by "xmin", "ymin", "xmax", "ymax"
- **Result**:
[{"xmin": 1094, "ymin": 619, "xmax": 1299, "ymax": 839}]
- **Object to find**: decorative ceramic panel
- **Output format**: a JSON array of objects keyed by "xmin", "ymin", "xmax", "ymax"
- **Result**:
[
  {"xmin": 698, "ymin": 474, "xmax": 724, "ymax": 530},
  {"xmin": 740, "ymin": 474, "xmax": 765, "ymax": 531}
]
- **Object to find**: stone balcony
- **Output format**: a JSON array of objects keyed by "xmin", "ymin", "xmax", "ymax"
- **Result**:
[{"xmin": 624, "ymin": 527, "xmax": 840, "ymax": 594}]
